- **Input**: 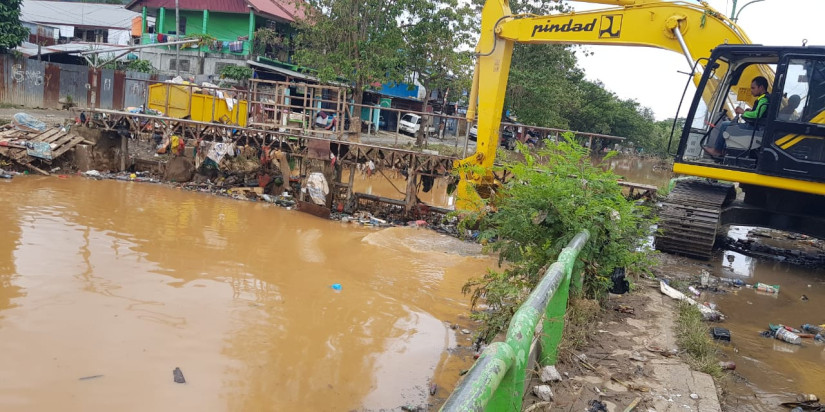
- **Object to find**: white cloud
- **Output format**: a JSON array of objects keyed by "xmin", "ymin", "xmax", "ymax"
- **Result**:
[{"xmin": 572, "ymin": 0, "xmax": 825, "ymax": 120}]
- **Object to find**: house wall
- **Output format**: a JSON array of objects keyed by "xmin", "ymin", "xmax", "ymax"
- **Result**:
[
  {"xmin": 150, "ymin": 10, "xmax": 251, "ymax": 55},
  {"xmin": 138, "ymin": 48, "xmax": 247, "ymax": 77}
]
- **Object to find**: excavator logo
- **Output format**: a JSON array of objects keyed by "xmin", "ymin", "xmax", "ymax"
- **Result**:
[
  {"xmin": 599, "ymin": 15, "xmax": 623, "ymax": 38},
  {"xmin": 531, "ymin": 18, "xmax": 597, "ymax": 37}
]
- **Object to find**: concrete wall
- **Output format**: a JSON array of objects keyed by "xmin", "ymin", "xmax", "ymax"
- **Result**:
[{"xmin": 138, "ymin": 48, "xmax": 248, "ymax": 77}]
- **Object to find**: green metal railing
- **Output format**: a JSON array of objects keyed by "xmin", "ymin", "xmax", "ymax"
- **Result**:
[{"xmin": 440, "ymin": 230, "xmax": 590, "ymax": 411}]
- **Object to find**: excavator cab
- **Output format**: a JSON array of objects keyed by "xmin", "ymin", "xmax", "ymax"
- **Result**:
[
  {"xmin": 676, "ymin": 45, "xmax": 825, "ymax": 182},
  {"xmin": 657, "ymin": 45, "xmax": 825, "ymax": 260}
]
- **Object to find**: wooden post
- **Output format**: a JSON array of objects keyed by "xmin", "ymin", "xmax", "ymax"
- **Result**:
[
  {"xmin": 120, "ymin": 132, "xmax": 127, "ymax": 171},
  {"xmin": 404, "ymin": 159, "xmax": 418, "ymax": 214}
]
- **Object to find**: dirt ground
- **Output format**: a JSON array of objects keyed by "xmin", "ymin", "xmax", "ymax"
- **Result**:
[
  {"xmin": 0, "ymin": 107, "xmax": 74, "ymax": 123},
  {"xmin": 521, "ymin": 254, "xmax": 724, "ymax": 412}
]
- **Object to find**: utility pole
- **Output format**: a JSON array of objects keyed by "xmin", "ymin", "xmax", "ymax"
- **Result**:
[{"xmin": 175, "ymin": 0, "xmax": 180, "ymax": 76}]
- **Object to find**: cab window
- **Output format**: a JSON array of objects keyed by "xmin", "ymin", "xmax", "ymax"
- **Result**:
[{"xmin": 780, "ymin": 59, "xmax": 825, "ymax": 124}]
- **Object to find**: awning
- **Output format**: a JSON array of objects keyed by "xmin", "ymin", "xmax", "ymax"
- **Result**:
[{"xmin": 246, "ymin": 60, "xmax": 348, "ymax": 87}]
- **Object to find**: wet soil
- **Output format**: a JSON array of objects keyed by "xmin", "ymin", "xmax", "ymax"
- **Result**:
[{"xmin": 523, "ymin": 271, "xmax": 721, "ymax": 412}]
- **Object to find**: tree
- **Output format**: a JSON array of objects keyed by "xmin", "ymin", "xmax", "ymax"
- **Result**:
[
  {"xmin": 403, "ymin": 0, "xmax": 474, "ymax": 145},
  {"xmin": 293, "ymin": 0, "xmax": 407, "ymax": 141},
  {"xmin": 460, "ymin": 136, "xmax": 653, "ymax": 342},
  {"xmin": 0, "ymin": 0, "xmax": 28, "ymax": 54}
]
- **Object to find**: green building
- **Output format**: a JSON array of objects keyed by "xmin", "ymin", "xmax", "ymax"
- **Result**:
[{"xmin": 126, "ymin": 0, "xmax": 301, "ymax": 75}]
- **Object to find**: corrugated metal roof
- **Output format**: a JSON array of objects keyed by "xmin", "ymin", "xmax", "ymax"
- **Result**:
[
  {"xmin": 246, "ymin": 0, "xmax": 304, "ymax": 22},
  {"xmin": 126, "ymin": 0, "xmax": 303, "ymax": 22},
  {"xmin": 16, "ymin": 41, "xmax": 131, "ymax": 58},
  {"xmin": 21, "ymin": 0, "xmax": 142, "ymax": 30},
  {"xmin": 125, "ymin": 0, "xmax": 249, "ymax": 14}
]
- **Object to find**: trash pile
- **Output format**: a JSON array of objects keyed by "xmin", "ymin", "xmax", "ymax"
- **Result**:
[
  {"xmin": 758, "ymin": 323, "xmax": 825, "ymax": 345},
  {"xmin": 723, "ymin": 234, "xmax": 825, "ymax": 268},
  {"xmin": 781, "ymin": 393, "xmax": 824, "ymax": 412},
  {"xmin": 1, "ymin": 113, "xmax": 88, "ymax": 175}
]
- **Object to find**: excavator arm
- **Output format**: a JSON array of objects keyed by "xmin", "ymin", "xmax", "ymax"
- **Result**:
[{"xmin": 456, "ymin": 0, "xmax": 772, "ymax": 209}]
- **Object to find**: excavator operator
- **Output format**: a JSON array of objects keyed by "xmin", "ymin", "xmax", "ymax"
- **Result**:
[{"xmin": 703, "ymin": 76, "xmax": 770, "ymax": 157}]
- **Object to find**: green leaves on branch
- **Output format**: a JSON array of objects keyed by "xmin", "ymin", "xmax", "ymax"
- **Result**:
[
  {"xmin": 460, "ymin": 135, "xmax": 654, "ymax": 342},
  {"xmin": 0, "ymin": 0, "xmax": 28, "ymax": 53},
  {"xmin": 220, "ymin": 65, "xmax": 253, "ymax": 82}
]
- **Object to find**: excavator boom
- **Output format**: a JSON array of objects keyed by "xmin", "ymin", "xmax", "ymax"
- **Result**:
[{"xmin": 457, "ymin": 0, "xmax": 771, "ymax": 209}]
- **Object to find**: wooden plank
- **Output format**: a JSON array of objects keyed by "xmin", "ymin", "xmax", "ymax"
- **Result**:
[
  {"xmin": 296, "ymin": 199, "xmax": 331, "ymax": 219},
  {"xmin": 51, "ymin": 135, "xmax": 86, "ymax": 159},
  {"xmin": 35, "ymin": 129, "xmax": 64, "ymax": 143},
  {"xmin": 47, "ymin": 133, "xmax": 75, "ymax": 149}
]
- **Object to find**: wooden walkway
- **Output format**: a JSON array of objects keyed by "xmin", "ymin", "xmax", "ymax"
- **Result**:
[{"xmin": 0, "ymin": 126, "xmax": 92, "ymax": 175}]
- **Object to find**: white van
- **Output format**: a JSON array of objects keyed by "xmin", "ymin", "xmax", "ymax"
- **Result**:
[{"xmin": 399, "ymin": 113, "xmax": 434, "ymax": 136}]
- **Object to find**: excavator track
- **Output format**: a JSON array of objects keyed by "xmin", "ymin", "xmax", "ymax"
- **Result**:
[{"xmin": 656, "ymin": 180, "xmax": 735, "ymax": 260}]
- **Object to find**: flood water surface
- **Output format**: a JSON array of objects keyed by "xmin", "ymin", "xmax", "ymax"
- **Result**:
[
  {"xmin": 0, "ymin": 177, "xmax": 496, "ymax": 411},
  {"xmin": 708, "ymin": 233, "xmax": 825, "ymax": 410}
]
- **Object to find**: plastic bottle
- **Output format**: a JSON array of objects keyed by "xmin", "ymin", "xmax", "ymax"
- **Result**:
[
  {"xmin": 802, "ymin": 324, "xmax": 824, "ymax": 334},
  {"xmin": 752, "ymin": 282, "xmax": 779, "ymax": 294},
  {"xmin": 719, "ymin": 277, "xmax": 746, "ymax": 286},
  {"xmin": 688, "ymin": 286, "xmax": 701, "ymax": 297},
  {"xmin": 775, "ymin": 328, "xmax": 802, "ymax": 345},
  {"xmin": 718, "ymin": 361, "xmax": 736, "ymax": 370}
]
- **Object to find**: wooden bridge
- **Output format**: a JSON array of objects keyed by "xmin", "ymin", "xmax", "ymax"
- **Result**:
[{"xmin": 89, "ymin": 108, "xmax": 658, "ymax": 218}]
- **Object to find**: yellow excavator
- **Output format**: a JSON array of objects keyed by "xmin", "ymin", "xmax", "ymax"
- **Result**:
[{"xmin": 458, "ymin": 0, "xmax": 825, "ymax": 259}]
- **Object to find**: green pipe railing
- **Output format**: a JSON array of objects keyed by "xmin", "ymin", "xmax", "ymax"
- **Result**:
[{"xmin": 440, "ymin": 230, "xmax": 590, "ymax": 411}]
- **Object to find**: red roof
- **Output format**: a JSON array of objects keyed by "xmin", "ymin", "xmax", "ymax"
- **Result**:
[
  {"xmin": 247, "ymin": 0, "xmax": 304, "ymax": 22},
  {"xmin": 126, "ymin": 0, "xmax": 304, "ymax": 22}
]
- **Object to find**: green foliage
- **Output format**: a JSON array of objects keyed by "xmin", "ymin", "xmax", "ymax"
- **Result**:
[
  {"xmin": 125, "ymin": 59, "xmax": 154, "ymax": 73},
  {"xmin": 254, "ymin": 27, "xmax": 292, "ymax": 57},
  {"xmin": 676, "ymin": 302, "xmax": 723, "ymax": 378},
  {"xmin": 220, "ymin": 65, "xmax": 253, "ymax": 82},
  {"xmin": 460, "ymin": 134, "xmax": 653, "ymax": 342},
  {"xmin": 403, "ymin": 1, "xmax": 474, "ymax": 98},
  {"xmin": 292, "ymin": 0, "xmax": 406, "ymax": 105},
  {"xmin": 102, "ymin": 58, "xmax": 155, "ymax": 73},
  {"xmin": 0, "ymin": 0, "xmax": 28, "ymax": 53},
  {"xmin": 188, "ymin": 33, "xmax": 217, "ymax": 46}
]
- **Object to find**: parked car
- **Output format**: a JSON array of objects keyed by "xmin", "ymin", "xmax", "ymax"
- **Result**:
[
  {"xmin": 468, "ymin": 123, "xmax": 517, "ymax": 150},
  {"xmin": 399, "ymin": 113, "xmax": 435, "ymax": 136}
]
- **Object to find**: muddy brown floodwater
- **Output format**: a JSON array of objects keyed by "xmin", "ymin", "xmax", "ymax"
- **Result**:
[
  {"xmin": 710, "ymin": 228, "xmax": 825, "ymax": 411},
  {"xmin": 600, "ymin": 155, "xmax": 824, "ymax": 410},
  {"xmin": 0, "ymin": 177, "xmax": 497, "ymax": 411}
]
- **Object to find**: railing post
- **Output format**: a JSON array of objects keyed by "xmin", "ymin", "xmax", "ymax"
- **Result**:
[
  {"xmin": 487, "ymin": 307, "xmax": 539, "ymax": 411},
  {"xmin": 541, "ymin": 262, "xmax": 568, "ymax": 366},
  {"xmin": 439, "ymin": 342, "xmax": 515, "ymax": 411}
]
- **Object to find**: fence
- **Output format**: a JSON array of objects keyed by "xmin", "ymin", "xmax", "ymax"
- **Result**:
[
  {"xmin": 0, "ymin": 54, "xmax": 168, "ymax": 111},
  {"xmin": 440, "ymin": 230, "xmax": 590, "ymax": 411}
]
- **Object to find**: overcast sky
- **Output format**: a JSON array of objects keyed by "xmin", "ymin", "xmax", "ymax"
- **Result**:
[{"xmin": 571, "ymin": 0, "xmax": 825, "ymax": 120}]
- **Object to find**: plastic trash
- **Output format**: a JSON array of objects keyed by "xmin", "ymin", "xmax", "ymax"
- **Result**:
[
  {"xmin": 700, "ymin": 270, "xmax": 710, "ymax": 287},
  {"xmin": 331, "ymin": 283, "xmax": 342, "ymax": 291},
  {"xmin": 688, "ymin": 286, "xmax": 701, "ymax": 297},
  {"xmin": 12, "ymin": 112, "xmax": 46, "ymax": 132},
  {"xmin": 718, "ymin": 361, "xmax": 736, "ymax": 370},
  {"xmin": 659, "ymin": 281, "xmax": 723, "ymax": 321},
  {"xmin": 173, "ymin": 367, "xmax": 186, "ymax": 383},
  {"xmin": 752, "ymin": 282, "xmax": 779, "ymax": 294},
  {"xmin": 711, "ymin": 327, "xmax": 731, "ymax": 341},
  {"xmin": 802, "ymin": 324, "xmax": 824, "ymax": 334},
  {"xmin": 815, "ymin": 334, "xmax": 825, "ymax": 342},
  {"xmin": 719, "ymin": 277, "xmax": 746, "ymax": 286},
  {"xmin": 775, "ymin": 328, "xmax": 802, "ymax": 345}
]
